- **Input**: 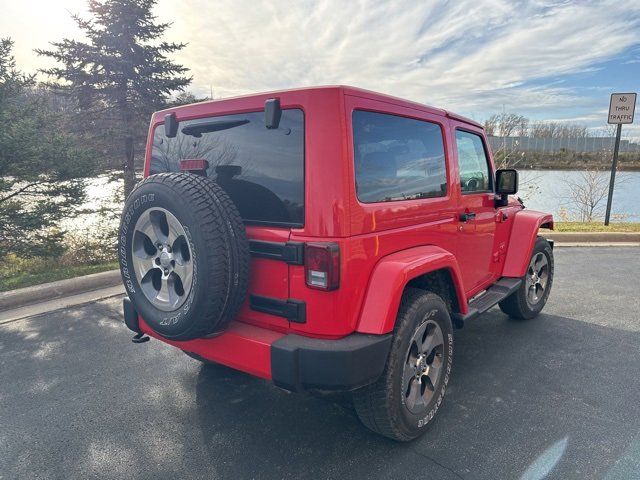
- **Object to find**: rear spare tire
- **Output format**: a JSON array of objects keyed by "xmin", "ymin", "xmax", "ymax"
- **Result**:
[{"xmin": 118, "ymin": 173, "xmax": 249, "ymax": 341}]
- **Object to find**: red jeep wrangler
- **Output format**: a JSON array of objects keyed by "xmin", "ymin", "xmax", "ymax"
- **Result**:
[{"xmin": 119, "ymin": 86, "xmax": 554, "ymax": 441}]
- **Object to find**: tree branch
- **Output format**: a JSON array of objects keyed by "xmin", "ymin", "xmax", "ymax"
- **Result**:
[{"xmin": 0, "ymin": 181, "xmax": 43, "ymax": 203}]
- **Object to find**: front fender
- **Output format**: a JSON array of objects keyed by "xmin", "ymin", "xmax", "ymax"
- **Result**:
[
  {"xmin": 502, "ymin": 210, "xmax": 554, "ymax": 278},
  {"xmin": 356, "ymin": 245, "xmax": 466, "ymax": 335}
]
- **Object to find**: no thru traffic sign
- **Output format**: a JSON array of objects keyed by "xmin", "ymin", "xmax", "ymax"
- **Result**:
[
  {"xmin": 604, "ymin": 92, "xmax": 636, "ymax": 225},
  {"xmin": 608, "ymin": 93, "xmax": 636, "ymax": 124}
]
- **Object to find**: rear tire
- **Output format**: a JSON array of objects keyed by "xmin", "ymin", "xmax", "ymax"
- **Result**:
[
  {"xmin": 499, "ymin": 236, "xmax": 554, "ymax": 320},
  {"xmin": 353, "ymin": 288, "xmax": 453, "ymax": 441}
]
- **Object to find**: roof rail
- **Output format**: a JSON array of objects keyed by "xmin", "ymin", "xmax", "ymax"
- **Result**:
[{"xmin": 446, "ymin": 111, "xmax": 483, "ymax": 129}]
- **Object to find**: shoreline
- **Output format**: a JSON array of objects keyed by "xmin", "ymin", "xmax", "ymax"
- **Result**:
[{"xmin": 507, "ymin": 165, "xmax": 640, "ymax": 171}]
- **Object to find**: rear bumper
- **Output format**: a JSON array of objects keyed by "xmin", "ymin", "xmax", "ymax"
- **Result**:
[
  {"xmin": 271, "ymin": 332, "xmax": 392, "ymax": 392},
  {"xmin": 124, "ymin": 298, "xmax": 392, "ymax": 392}
]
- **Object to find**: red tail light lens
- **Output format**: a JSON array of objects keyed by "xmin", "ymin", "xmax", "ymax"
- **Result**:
[
  {"xmin": 179, "ymin": 159, "xmax": 209, "ymax": 173},
  {"xmin": 305, "ymin": 243, "xmax": 340, "ymax": 291}
]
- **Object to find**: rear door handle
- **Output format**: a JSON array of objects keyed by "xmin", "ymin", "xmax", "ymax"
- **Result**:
[{"xmin": 459, "ymin": 212, "xmax": 476, "ymax": 222}]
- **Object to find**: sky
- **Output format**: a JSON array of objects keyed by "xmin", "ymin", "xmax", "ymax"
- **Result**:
[{"xmin": 1, "ymin": 0, "xmax": 639, "ymax": 140}]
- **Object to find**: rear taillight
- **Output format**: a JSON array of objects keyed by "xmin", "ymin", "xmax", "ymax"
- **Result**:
[
  {"xmin": 179, "ymin": 159, "xmax": 209, "ymax": 175},
  {"xmin": 305, "ymin": 243, "xmax": 340, "ymax": 291}
]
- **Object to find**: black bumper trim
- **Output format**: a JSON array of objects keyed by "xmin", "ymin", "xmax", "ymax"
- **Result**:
[{"xmin": 271, "ymin": 333, "xmax": 392, "ymax": 392}]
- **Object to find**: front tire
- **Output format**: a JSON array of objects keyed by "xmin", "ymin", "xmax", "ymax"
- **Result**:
[
  {"xmin": 499, "ymin": 236, "xmax": 554, "ymax": 320},
  {"xmin": 353, "ymin": 288, "xmax": 453, "ymax": 441}
]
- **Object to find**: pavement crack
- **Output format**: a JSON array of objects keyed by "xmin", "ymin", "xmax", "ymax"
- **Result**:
[{"xmin": 409, "ymin": 447, "xmax": 465, "ymax": 480}]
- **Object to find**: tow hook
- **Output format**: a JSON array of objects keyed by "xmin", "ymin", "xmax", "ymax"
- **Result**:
[{"xmin": 132, "ymin": 332, "xmax": 150, "ymax": 344}]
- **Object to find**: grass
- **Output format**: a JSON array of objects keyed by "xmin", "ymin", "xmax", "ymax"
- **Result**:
[
  {"xmin": 0, "ymin": 258, "xmax": 118, "ymax": 292},
  {"xmin": 553, "ymin": 222, "xmax": 640, "ymax": 233}
]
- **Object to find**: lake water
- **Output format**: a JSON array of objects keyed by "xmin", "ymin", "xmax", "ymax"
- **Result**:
[
  {"xmin": 64, "ymin": 169, "xmax": 640, "ymax": 236},
  {"xmin": 519, "ymin": 170, "xmax": 640, "ymax": 222}
]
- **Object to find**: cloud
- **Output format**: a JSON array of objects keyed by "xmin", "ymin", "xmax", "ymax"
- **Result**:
[
  {"xmin": 2, "ymin": 0, "xmax": 638, "ymax": 137},
  {"xmin": 157, "ymin": 0, "xmax": 640, "ymax": 119}
]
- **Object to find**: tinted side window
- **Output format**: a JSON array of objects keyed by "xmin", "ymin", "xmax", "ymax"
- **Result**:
[
  {"xmin": 455, "ymin": 130, "xmax": 492, "ymax": 193},
  {"xmin": 151, "ymin": 109, "xmax": 304, "ymax": 226},
  {"xmin": 352, "ymin": 111, "xmax": 447, "ymax": 203}
]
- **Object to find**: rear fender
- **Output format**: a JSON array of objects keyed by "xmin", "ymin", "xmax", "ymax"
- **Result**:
[
  {"xmin": 502, "ymin": 210, "xmax": 554, "ymax": 278},
  {"xmin": 356, "ymin": 246, "xmax": 466, "ymax": 335}
]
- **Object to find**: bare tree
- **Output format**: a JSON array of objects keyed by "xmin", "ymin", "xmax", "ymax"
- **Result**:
[
  {"xmin": 530, "ymin": 122, "xmax": 551, "ymax": 138},
  {"xmin": 530, "ymin": 121, "xmax": 589, "ymax": 138},
  {"xmin": 483, "ymin": 112, "xmax": 528, "ymax": 137},
  {"xmin": 561, "ymin": 170, "xmax": 615, "ymax": 222},
  {"xmin": 485, "ymin": 111, "xmax": 531, "ymax": 168},
  {"xmin": 484, "ymin": 112, "xmax": 540, "ymax": 196},
  {"xmin": 483, "ymin": 114, "xmax": 499, "ymax": 136},
  {"xmin": 500, "ymin": 113, "xmax": 527, "ymax": 137},
  {"xmin": 515, "ymin": 116, "xmax": 529, "ymax": 137},
  {"xmin": 492, "ymin": 140, "xmax": 524, "ymax": 169}
]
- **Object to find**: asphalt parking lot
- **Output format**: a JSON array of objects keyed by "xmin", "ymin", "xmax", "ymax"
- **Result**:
[{"xmin": 1, "ymin": 247, "xmax": 639, "ymax": 480}]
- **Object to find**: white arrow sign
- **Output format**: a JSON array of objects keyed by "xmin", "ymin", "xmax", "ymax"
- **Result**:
[{"xmin": 608, "ymin": 93, "xmax": 636, "ymax": 124}]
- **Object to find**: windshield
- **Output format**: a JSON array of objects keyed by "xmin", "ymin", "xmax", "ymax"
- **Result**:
[{"xmin": 150, "ymin": 109, "xmax": 305, "ymax": 227}]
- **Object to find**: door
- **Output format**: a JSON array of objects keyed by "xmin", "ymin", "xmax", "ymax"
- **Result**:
[{"xmin": 452, "ymin": 127, "xmax": 497, "ymax": 295}]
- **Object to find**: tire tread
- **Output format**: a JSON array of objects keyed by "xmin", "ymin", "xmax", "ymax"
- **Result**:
[
  {"xmin": 353, "ymin": 288, "xmax": 452, "ymax": 441},
  {"xmin": 120, "ymin": 173, "xmax": 249, "ymax": 340}
]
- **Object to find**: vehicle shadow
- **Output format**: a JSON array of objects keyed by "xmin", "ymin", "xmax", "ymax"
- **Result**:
[{"xmin": 192, "ymin": 310, "xmax": 640, "ymax": 479}]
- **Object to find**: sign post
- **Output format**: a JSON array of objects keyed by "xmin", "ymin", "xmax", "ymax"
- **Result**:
[{"xmin": 604, "ymin": 93, "xmax": 636, "ymax": 226}]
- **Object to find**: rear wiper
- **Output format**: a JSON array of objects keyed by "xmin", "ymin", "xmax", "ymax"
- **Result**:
[{"xmin": 182, "ymin": 119, "xmax": 249, "ymax": 137}]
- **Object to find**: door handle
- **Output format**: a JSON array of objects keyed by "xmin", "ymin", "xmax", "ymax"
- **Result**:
[{"xmin": 459, "ymin": 212, "xmax": 476, "ymax": 222}]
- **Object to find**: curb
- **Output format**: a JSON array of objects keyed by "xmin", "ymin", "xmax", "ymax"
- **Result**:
[
  {"xmin": 0, "ymin": 285, "xmax": 125, "ymax": 325},
  {"xmin": 541, "ymin": 232, "xmax": 640, "ymax": 243},
  {"xmin": 0, "ymin": 269, "xmax": 122, "ymax": 312},
  {"xmin": 553, "ymin": 242, "xmax": 640, "ymax": 248}
]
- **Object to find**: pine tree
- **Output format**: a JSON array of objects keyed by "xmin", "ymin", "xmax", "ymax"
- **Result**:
[
  {"xmin": 0, "ymin": 38, "xmax": 94, "ymax": 257},
  {"xmin": 37, "ymin": 0, "xmax": 192, "ymax": 196}
]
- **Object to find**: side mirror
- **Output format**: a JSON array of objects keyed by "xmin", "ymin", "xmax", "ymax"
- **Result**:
[
  {"xmin": 495, "ymin": 169, "xmax": 518, "ymax": 207},
  {"xmin": 496, "ymin": 169, "xmax": 518, "ymax": 195}
]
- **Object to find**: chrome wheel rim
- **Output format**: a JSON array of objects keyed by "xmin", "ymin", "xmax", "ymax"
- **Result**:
[
  {"xmin": 402, "ymin": 318, "xmax": 445, "ymax": 414},
  {"xmin": 131, "ymin": 207, "xmax": 193, "ymax": 311},
  {"xmin": 526, "ymin": 252, "xmax": 549, "ymax": 306}
]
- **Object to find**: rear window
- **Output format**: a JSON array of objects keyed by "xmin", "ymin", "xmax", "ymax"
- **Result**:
[
  {"xmin": 150, "ymin": 109, "xmax": 304, "ymax": 227},
  {"xmin": 352, "ymin": 110, "xmax": 447, "ymax": 203}
]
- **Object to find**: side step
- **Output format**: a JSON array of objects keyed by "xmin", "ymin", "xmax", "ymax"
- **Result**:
[{"xmin": 452, "ymin": 277, "xmax": 522, "ymax": 328}]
